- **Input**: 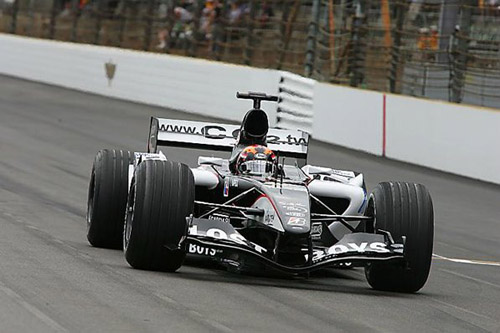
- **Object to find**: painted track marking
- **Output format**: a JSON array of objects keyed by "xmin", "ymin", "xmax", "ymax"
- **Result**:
[{"xmin": 433, "ymin": 254, "xmax": 500, "ymax": 267}]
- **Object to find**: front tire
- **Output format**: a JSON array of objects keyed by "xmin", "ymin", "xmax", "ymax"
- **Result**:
[
  {"xmin": 87, "ymin": 149, "xmax": 133, "ymax": 249},
  {"xmin": 124, "ymin": 160, "xmax": 194, "ymax": 272},
  {"xmin": 364, "ymin": 182, "xmax": 434, "ymax": 293}
]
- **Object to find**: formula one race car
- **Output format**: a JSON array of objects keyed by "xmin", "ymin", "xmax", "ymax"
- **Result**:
[{"xmin": 86, "ymin": 92, "xmax": 434, "ymax": 293}]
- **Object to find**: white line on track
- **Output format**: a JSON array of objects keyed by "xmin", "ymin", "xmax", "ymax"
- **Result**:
[{"xmin": 433, "ymin": 254, "xmax": 500, "ymax": 267}]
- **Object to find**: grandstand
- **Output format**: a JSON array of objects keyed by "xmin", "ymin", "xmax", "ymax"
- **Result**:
[{"xmin": 2, "ymin": 0, "xmax": 498, "ymax": 108}]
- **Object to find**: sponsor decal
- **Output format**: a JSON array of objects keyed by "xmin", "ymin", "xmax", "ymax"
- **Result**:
[
  {"xmin": 223, "ymin": 177, "xmax": 229, "ymax": 197},
  {"xmin": 312, "ymin": 242, "xmax": 390, "ymax": 263},
  {"xmin": 159, "ymin": 123, "xmax": 308, "ymax": 146},
  {"xmin": 255, "ymin": 153, "xmax": 266, "ymax": 159},
  {"xmin": 134, "ymin": 152, "xmax": 167, "ymax": 168},
  {"xmin": 330, "ymin": 169, "xmax": 355, "ymax": 178},
  {"xmin": 188, "ymin": 244, "xmax": 219, "ymax": 256},
  {"xmin": 264, "ymin": 212, "xmax": 275, "ymax": 224},
  {"xmin": 285, "ymin": 206, "xmax": 308, "ymax": 213},
  {"xmin": 266, "ymin": 134, "xmax": 308, "ymax": 146},
  {"xmin": 285, "ymin": 211, "xmax": 306, "ymax": 218},
  {"xmin": 231, "ymin": 177, "xmax": 239, "ymax": 187},
  {"xmin": 139, "ymin": 153, "xmax": 166, "ymax": 160},
  {"xmin": 208, "ymin": 213, "xmax": 230, "ymax": 223},
  {"xmin": 189, "ymin": 225, "xmax": 267, "ymax": 254},
  {"xmin": 280, "ymin": 202, "xmax": 308, "ymax": 214},
  {"xmin": 266, "ymin": 183, "xmax": 307, "ymax": 191},
  {"xmin": 310, "ymin": 223, "xmax": 323, "ymax": 239},
  {"xmin": 288, "ymin": 217, "xmax": 306, "ymax": 226}
]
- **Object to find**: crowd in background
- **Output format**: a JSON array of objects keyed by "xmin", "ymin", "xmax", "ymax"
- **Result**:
[
  {"xmin": 2, "ymin": 0, "xmax": 499, "ymax": 108},
  {"xmin": 37, "ymin": 0, "xmax": 499, "ymax": 57},
  {"xmin": 51, "ymin": 0, "xmax": 274, "ymax": 53},
  {"xmin": 155, "ymin": 0, "xmax": 274, "ymax": 52}
]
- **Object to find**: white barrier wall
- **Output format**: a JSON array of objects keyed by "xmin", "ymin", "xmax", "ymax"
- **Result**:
[
  {"xmin": 313, "ymin": 82, "xmax": 384, "ymax": 155},
  {"xmin": 385, "ymin": 95, "xmax": 500, "ymax": 184},
  {"xmin": 312, "ymin": 82, "xmax": 500, "ymax": 184},
  {"xmin": 0, "ymin": 34, "xmax": 279, "ymax": 124},
  {"xmin": 1, "ymin": 33, "xmax": 499, "ymax": 184}
]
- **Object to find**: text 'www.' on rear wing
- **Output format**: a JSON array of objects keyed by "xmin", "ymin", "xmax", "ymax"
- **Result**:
[{"xmin": 147, "ymin": 117, "xmax": 309, "ymax": 160}]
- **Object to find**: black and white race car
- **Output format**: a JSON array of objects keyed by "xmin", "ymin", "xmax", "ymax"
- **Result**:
[{"xmin": 86, "ymin": 92, "xmax": 434, "ymax": 293}]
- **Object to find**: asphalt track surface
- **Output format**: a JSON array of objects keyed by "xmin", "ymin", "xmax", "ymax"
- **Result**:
[{"xmin": 0, "ymin": 75, "xmax": 499, "ymax": 332}]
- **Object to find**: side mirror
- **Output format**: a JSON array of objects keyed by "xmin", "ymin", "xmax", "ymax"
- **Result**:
[
  {"xmin": 198, "ymin": 156, "xmax": 224, "ymax": 167},
  {"xmin": 302, "ymin": 165, "xmax": 333, "ymax": 176}
]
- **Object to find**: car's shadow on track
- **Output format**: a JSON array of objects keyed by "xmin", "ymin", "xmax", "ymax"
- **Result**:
[
  {"xmin": 177, "ymin": 257, "xmax": 417, "ymax": 297},
  {"xmin": 86, "ymin": 247, "xmax": 427, "ymax": 297},
  {"xmin": 98, "ymin": 249, "xmax": 431, "ymax": 297}
]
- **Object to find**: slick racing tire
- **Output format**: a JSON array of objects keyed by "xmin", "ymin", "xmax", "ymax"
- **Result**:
[
  {"xmin": 124, "ymin": 160, "xmax": 194, "ymax": 272},
  {"xmin": 364, "ymin": 182, "xmax": 434, "ymax": 293},
  {"xmin": 87, "ymin": 149, "xmax": 133, "ymax": 249}
]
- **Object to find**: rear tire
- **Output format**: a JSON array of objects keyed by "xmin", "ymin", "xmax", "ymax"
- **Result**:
[
  {"xmin": 87, "ymin": 149, "xmax": 133, "ymax": 249},
  {"xmin": 124, "ymin": 160, "xmax": 194, "ymax": 272},
  {"xmin": 364, "ymin": 182, "xmax": 434, "ymax": 293}
]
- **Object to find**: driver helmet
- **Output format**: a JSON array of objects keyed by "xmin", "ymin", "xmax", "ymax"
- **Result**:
[{"xmin": 236, "ymin": 145, "xmax": 276, "ymax": 177}]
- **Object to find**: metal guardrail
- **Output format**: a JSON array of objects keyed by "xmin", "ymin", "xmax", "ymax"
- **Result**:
[{"xmin": 1, "ymin": 0, "xmax": 498, "ymax": 109}]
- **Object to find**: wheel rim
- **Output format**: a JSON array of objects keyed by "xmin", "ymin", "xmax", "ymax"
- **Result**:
[
  {"xmin": 364, "ymin": 195, "xmax": 376, "ymax": 233},
  {"xmin": 86, "ymin": 169, "xmax": 96, "ymax": 229},
  {"xmin": 123, "ymin": 179, "xmax": 135, "ymax": 251}
]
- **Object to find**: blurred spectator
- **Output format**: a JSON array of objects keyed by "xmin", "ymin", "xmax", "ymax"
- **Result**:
[
  {"xmin": 0, "ymin": 0, "xmax": 14, "ymax": 18},
  {"xmin": 429, "ymin": 25, "xmax": 439, "ymax": 62},
  {"xmin": 200, "ymin": 0, "xmax": 219, "ymax": 39},
  {"xmin": 58, "ymin": 0, "xmax": 88, "ymax": 17},
  {"xmin": 157, "ymin": 4, "xmax": 194, "ymax": 49},
  {"xmin": 487, "ymin": 0, "xmax": 500, "ymax": 16},
  {"xmin": 227, "ymin": 0, "xmax": 243, "ymax": 26},
  {"xmin": 200, "ymin": 0, "xmax": 223, "ymax": 53},
  {"xmin": 417, "ymin": 27, "xmax": 431, "ymax": 60},
  {"xmin": 257, "ymin": 1, "xmax": 274, "ymax": 26},
  {"xmin": 448, "ymin": 25, "xmax": 460, "ymax": 64},
  {"xmin": 417, "ymin": 26, "xmax": 438, "ymax": 62},
  {"xmin": 59, "ymin": 2, "xmax": 73, "ymax": 17},
  {"xmin": 429, "ymin": 25, "xmax": 439, "ymax": 52},
  {"xmin": 408, "ymin": 0, "xmax": 423, "ymax": 26},
  {"xmin": 158, "ymin": 2, "xmax": 168, "ymax": 19},
  {"xmin": 79, "ymin": 0, "xmax": 90, "ymax": 10},
  {"xmin": 207, "ymin": 0, "xmax": 248, "ymax": 55}
]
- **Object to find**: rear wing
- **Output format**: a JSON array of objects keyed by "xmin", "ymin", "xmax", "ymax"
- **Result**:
[{"xmin": 147, "ymin": 117, "xmax": 309, "ymax": 160}]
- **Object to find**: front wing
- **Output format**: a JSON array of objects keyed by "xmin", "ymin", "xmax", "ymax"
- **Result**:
[{"xmin": 184, "ymin": 217, "xmax": 405, "ymax": 274}]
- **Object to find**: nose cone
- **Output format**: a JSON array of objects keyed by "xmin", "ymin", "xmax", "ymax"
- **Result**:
[{"xmin": 264, "ymin": 186, "xmax": 311, "ymax": 235}]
